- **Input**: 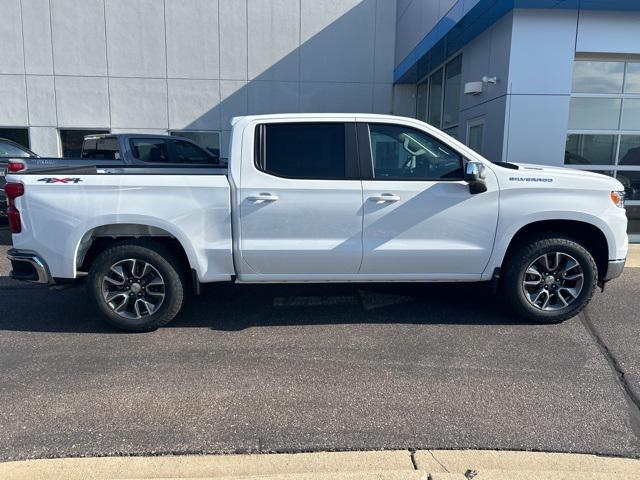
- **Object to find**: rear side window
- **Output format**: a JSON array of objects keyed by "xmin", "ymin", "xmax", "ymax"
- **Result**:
[
  {"xmin": 82, "ymin": 137, "xmax": 119, "ymax": 159},
  {"xmin": 130, "ymin": 139, "xmax": 169, "ymax": 163},
  {"xmin": 256, "ymin": 123, "xmax": 346, "ymax": 179},
  {"xmin": 171, "ymin": 139, "xmax": 211, "ymax": 164}
]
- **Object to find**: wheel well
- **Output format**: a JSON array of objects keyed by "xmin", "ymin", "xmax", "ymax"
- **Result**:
[
  {"xmin": 77, "ymin": 226, "xmax": 195, "ymax": 291},
  {"xmin": 503, "ymin": 220, "xmax": 609, "ymax": 280}
]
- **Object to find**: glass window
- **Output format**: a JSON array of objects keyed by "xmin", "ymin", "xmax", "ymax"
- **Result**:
[
  {"xmin": 60, "ymin": 129, "xmax": 109, "ymax": 158},
  {"xmin": 572, "ymin": 61, "xmax": 624, "ymax": 93},
  {"xmin": 618, "ymin": 135, "xmax": 640, "ymax": 166},
  {"xmin": 260, "ymin": 123, "xmax": 345, "ymax": 179},
  {"xmin": 368, "ymin": 123, "xmax": 463, "ymax": 181},
  {"xmin": 130, "ymin": 138, "xmax": 170, "ymax": 163},
  {"xmin": 427, "ymin": 68, "xmax": 443, "ymax": 128},
  {"xmin": 616, "ymin": 171, "xmax": 640, "ymax": 201},
  {"xmin": 0, "ymin": 140, "xmax": 33, "ymax": 158},
  {"xmin": 416, "ymin": 81, "xmax": 429, "ymax": 122},
  {"xmin": 171, "ymin": 140, "xmax": 211, "ymax": 164},
  {"xmin": 568, "ymin": 98, "xmax": 622, "ymax": 130},
  {"xmin": 621, "ymin": 99, "xmax": 640, "ymax": 130},
  {"xmin": 624, "ymin": 62, "xmax": 640, "ymax": 93},
  {"xmin": 467, "ymin": 121, "xmax": 484, "ymax": 154},
  {"xmin": 569, "ymin": 58, "xmax": 640, "ymax": 237},
  {"xmin": 565, "ymin": 134, "xmax": 617, "ymax": 165},
  {"xmin": 443, "ymin": 55, "xmax": 462, "ymax": 129},
  {"xmin": 0, "ymin": 128, "xmax": 30, "ymax": 149},
  {"xmin": 170, "ymin": 131, "xmax": 220, "ymax": 158},
  {"xmin": 81, "ymin": 136, "xmax": 119, "ymax": 160}
]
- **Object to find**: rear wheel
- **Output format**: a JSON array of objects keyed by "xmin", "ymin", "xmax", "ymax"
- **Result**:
[
  {"xmin": 88, "ymin": 241, "xmax": 184, "ymax": 332},
  {"xmin": 503, "ymin": 234, "xmax": 597, "ymax": 323}
]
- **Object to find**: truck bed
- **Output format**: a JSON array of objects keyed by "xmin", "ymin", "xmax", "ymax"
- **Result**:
[{"xmin": 7, "ymin": 170, "xmax": 234, "ymax": 283}]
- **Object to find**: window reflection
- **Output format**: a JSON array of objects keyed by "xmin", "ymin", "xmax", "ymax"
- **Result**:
[
  {"xmin": 565, "ymin": 134, "xmax": 616, "ymax": 165},
  {"xmin": 619, "ymin": 136, "xmax": 640, "ymax": 166},
  {"xmin": 568, "ymin": 98, "xmax": 621, "ymax": 130},
  {"xmin": 624, "ymin": 63, "xmax": 640, "ymax": 93},
  {"xmin": 621, "ymin": 99, "xmax": 640, "ymax": 130},
  {"xmin": 572, "ymin": 61, "xmax": 624, "ymax": 93}
]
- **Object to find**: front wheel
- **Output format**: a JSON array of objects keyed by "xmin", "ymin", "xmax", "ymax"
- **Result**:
[
  {"xmin": 503, "ymin": 234, "xmax": 598, "ymax": 324},
  {"xmin": 88, "ymin": 241, "xmax": 185, "ymax": 332}
]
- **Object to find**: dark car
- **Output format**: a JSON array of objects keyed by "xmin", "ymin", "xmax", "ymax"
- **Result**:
[{"xmin": 1, "ymin": 139, "xmax": 39, "ymax": 218}]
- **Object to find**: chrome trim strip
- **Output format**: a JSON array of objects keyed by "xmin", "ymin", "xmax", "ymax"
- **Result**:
[
  {"xmin": 7, "ymin": 249, "xmax": 51, "ymax": 284},
  {"xmin": 604, "ymin": 259, "xmax": 626, "ymax": 281}
]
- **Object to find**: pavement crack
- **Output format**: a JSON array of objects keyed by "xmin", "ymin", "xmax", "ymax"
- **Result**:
[
  {"xmin": 428, "ymin": 450, "xmax": 449, "ymax": 473},
  {"xmin": 409, "ymin": 449, "xmax": 418, "ymax": 470},
  {"xmin": 581, "ymin": 309, "xmax": 640, "ymax": 443}
]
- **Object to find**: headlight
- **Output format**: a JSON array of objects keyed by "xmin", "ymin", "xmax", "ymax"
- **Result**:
[{"xmin": 611, "ymin": 190, "xmax": 625, "ymax": 208}]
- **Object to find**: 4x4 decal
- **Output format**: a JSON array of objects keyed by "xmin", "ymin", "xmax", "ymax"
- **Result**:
[{"xmin": 37, "ymin": 178, "xmax": 83, "ymax": 184}]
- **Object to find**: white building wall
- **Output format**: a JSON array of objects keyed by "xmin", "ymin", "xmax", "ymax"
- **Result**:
[{"xmin": 0, "ymin": 0, "xmax": 397, "ymax": 157}]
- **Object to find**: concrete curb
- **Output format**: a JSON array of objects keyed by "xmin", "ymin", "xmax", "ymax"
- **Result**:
[{"xmin": 1, "ymin": 450, "xmax": 640, "ymax": 480}]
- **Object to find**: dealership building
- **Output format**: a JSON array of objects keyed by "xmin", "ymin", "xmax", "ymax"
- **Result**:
[{"xmin": 0, "ymin": 0, "xmax": 639, "ymax": 238}]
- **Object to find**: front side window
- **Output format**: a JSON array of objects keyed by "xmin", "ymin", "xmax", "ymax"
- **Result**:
[
  {"xmin": 171, "ymin": 140, "xmax": 211, "ymax": 164},
  {"xmin": 170, "ymin": 131, "xmax": 220, "ymax": 159},
  {"xmin": 130, "ymin": 138, "xmax": 169, "ymax": 163},
  {"xmin": 257, "ymin": 123, "xmax": 346, "ymax": 179},
  {"xmin": 368, "ymin": 124, "xmax": 463, "ymax": 181}
]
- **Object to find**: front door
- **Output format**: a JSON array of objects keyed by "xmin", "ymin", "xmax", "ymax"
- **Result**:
[
  {"xmin": 359, "ymin": 122, "xmax": 498, "ymax": 277},
  {"xmin": 239, "ymin": 121, "xmax": 363, "ymax": 276}
]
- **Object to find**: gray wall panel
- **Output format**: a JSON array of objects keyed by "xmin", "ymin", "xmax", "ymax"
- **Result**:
[
  {"xmin": 0, "ymin": 0, "xmax": 25, "ymax": 74},
  {"xmin": 105, "ymin": 0, "xmax": 167, "ymax": 78},
  {"xmin": 50, "ymin": 0, "xmax": 107, "ymax": 76},
  {"xmin": 165, "ymin": 0, "xmax": 219, "ymax": 79},
  {"xmin": 21, "ymin": 0, "xmax": 54, "ymax": 75}
]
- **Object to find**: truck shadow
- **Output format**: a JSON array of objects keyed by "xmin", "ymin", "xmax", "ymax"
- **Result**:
[{"xmin": 0, "ymin": 281, "xmax": 535, "ymax": 334}]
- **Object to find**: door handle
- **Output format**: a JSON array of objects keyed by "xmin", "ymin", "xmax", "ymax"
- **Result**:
[
  {"xmin": 248, "ymin": 193, "xmax": 279, "ymax": 202},
  {"xmin": 369, "ymin": 194, "xmax": 400, "ymax": 203}
]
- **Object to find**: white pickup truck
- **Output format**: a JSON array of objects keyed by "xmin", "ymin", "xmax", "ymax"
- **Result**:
[{"xmin": 5, "ymin": 114, "xmax": 628, "ymax": 331}]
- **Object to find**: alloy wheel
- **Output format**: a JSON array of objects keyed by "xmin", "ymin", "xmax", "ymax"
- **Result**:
[
  {"xmin": 101, "ymin": 258, "xmax": 166, "ymax": 320},
  {"xmin": 522, "ymin": 252, "xmax": 584, "ymax": 311}
]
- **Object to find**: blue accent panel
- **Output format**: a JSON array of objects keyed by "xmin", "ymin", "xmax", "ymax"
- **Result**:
[{"xmin": 394, "ymin": 0, "xmax": 640, "ymax": 84}]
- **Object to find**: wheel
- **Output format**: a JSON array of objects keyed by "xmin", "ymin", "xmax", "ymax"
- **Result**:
[
  {"xmin": 502, "ymin": 234, "xmax": 597, "ymax": 324},
  {"xmin": 88, "ymin": 241, "xmax": 185, "ymax": 332}
]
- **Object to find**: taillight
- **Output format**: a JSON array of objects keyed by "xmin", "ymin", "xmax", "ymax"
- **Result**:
[
  {"xmin": 4, "ymin": 182, "xmax": 24, "ymax": 234},
  {"xmin": 7, "ymin": 160, "xmax": 25, "ymax": 173}
]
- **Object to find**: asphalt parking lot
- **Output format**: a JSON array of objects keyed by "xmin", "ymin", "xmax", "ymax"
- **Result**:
[{"xmin": 1, "ymin": 224, "xmax": 639, "ymax": 462}]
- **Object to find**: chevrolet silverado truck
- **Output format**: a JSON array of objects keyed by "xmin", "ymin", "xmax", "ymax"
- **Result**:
[{"xmin": 5, "ymin": 114, "xmax": 628, "ymax": 331}]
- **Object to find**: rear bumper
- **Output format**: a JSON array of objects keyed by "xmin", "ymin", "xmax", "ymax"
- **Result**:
[
  {"xmin": 604, "ymin": 258, "xmax": 626, "ymax": 281},
  {"xmin": 7, "ymin": 249, "xmax": 51, "ymax": 284}
]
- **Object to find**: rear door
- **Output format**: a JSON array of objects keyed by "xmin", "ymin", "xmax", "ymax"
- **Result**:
[{"xmin": 238, "ymin": 121, "xmax": 363, "ymax": 276}]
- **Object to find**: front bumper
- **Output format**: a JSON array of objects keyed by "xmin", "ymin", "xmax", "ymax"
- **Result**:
[
  {"xmin": 7, "ymin": 249, "xmax": 51, "ymax": 284},
  {"xmin": 604, "ymin": 258, "xmax": 626, "ymax": 281}
]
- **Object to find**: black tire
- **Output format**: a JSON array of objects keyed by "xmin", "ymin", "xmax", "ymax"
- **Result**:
[
  {"xmin": 502, "ymin": 234, "xmax": 597, "ymax": 324},
  {"xmin": 88, "ymin": 240, "xmax": 185, "ymax": 332}
]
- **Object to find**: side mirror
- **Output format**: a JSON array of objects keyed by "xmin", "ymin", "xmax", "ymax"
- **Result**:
[{"xmin": 464, "ymin": 161, "xmax": 488, "ymax": 194}]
